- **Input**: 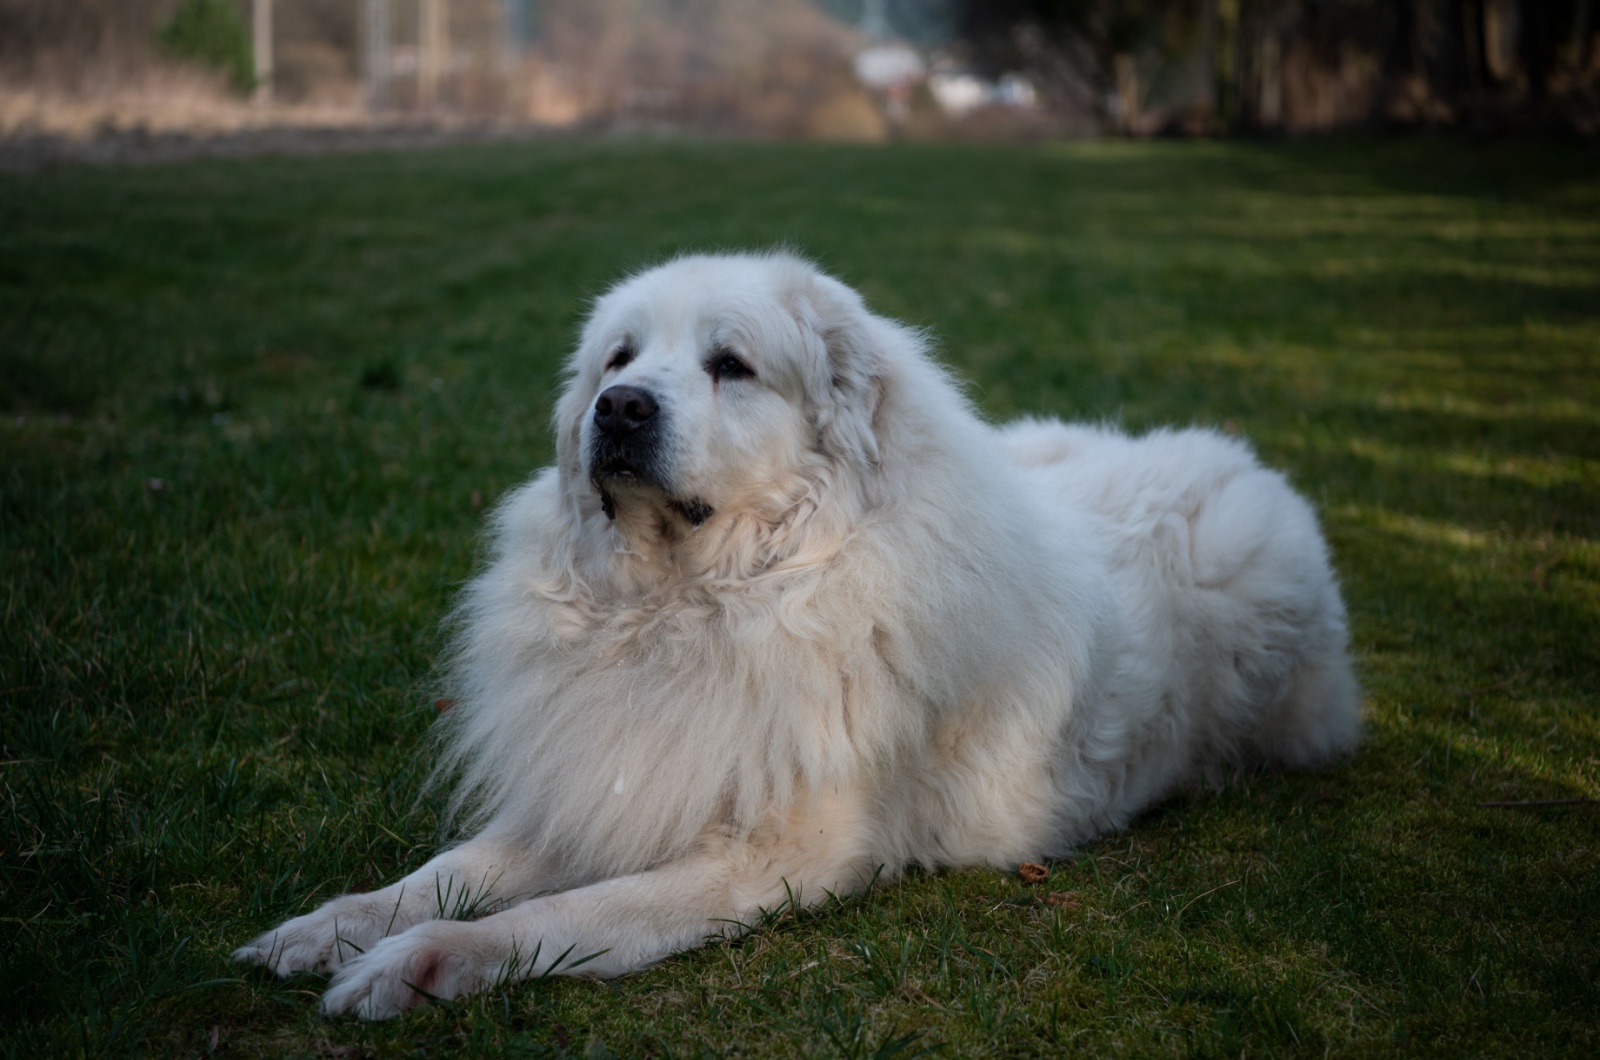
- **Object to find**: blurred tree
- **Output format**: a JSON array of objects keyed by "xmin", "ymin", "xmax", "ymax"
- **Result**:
[
  {"xmin": 958, "ymin": 0, "xmax": 1178, "ymax": 132},
  {"xmin": 156, "ymin": 0, "xmax": 256, "ymax": 94},
  {"xmin": 0, "ymin": 0, "xmax": 166, "ymax": 86},
  {"xmin": 957, "ymin": 0, "xmax": 1599, "ymax": 133}
]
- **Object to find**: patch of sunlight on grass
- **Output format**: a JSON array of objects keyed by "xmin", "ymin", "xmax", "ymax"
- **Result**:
[
  {"xmin": 1433, "ymin": 259, "xmax": 1593, "ymax": 288},
  {"xmin": 1372, "ymin": 389, "xmax": 1595, "ymax": 423},
  {"xmin": 1312, "ymin": 257, "xmax": 1600, "ymax": 288},
  {"xmin": 1343, "ymin": 437, "xmax": 1595, "ymax": 490},
  {"xmin": 1408, "ymin": 715, "xmax": 1600, "ymax": 797},
  {"xmin": 1335, "ymin": 504, "xmax": 1499, "ymax": 551},
  {"xmin": 1190, "ymin": 211, "xmax": 1600, "ymax": 243}
]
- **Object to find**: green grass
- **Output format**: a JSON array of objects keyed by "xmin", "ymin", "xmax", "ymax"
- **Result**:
[{"xmin": 2, "ymin": 136, "xmax": 1597, "ymax": 1057}]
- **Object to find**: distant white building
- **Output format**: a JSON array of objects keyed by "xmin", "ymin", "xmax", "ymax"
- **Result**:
[
  {"xmin": 995, "ymin": 72, "xmax": 1039, "ymax": 109},
  {"xmin": 853, "ymin": 43, "xmax": 925, "ymax": 92},
  {"xmin": 927, "ymin": 72, "xmax": 986, "ymax": 115},
  {"xmin": 856, "ymin": 45, "xmax": 1039, "ymax": 120}
]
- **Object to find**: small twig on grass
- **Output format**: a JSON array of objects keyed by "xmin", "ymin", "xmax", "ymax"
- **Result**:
[
  {"xmin": 1476, "ymin": 798, "xmax": 1600, "ymax": 808},
  {"xmin": 1172, "ymin": 879, "xmax": 1240, "ymax": 925}
]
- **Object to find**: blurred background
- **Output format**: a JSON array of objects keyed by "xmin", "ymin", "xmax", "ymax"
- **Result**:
[{"xmin": 2, "ymin": 0, "xmax": 1597, "ymax": 150}]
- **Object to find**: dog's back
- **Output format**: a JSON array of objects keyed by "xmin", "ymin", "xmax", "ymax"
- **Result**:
[{"xmin": 998, "ymin": 419, "xmax": 1361, "ymax": 818}]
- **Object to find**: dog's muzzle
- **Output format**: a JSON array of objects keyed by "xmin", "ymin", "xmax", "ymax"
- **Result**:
[
  {"xmin": 586, "ymin": 385, "xmax": 713, "ymax": 526},
  {"xmin": 588, "ymin": 384, "xmax": 669, "ymax": 509},
  {"xmin": 589, "ymin": 384, "xmax": 665, "ymax": 485}
]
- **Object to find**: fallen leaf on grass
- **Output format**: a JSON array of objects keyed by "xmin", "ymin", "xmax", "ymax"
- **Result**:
[{"xmin": 1018, "ymin": 862, "xmax": 1048, "ymax": 884}]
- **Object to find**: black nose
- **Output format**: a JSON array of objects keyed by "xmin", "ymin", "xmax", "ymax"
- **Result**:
[{"xmin": 593, "ymin": 385, "xmax": 658, "ymax": 439}]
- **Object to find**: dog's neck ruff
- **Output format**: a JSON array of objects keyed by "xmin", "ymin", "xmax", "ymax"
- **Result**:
[{"xmin": 439, "ymin": 469, "xmax": 886, "ymax": 885}]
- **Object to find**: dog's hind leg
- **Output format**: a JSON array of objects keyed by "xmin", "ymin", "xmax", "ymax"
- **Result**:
[
  {"xmin": 233, "ymin": 829, "xmax": 550, "ymax": 977},
  {"xmin": 1249, "ymin": 622, "xmax": 1363, "ymax": 770},
  {"xmin": 1182, "ymin": 455, "xmax": 1363, "ymax": 772}
]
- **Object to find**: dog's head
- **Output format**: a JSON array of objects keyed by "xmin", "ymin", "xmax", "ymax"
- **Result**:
[{"xmin": 553, "ymin": 253, "xmax": 890, "ymax": 536}]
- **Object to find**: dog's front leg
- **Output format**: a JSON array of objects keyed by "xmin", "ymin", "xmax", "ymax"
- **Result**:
[
  {"xmin": 320, "ymin": 801, "xmax": 875, "ymax": 1019},
  {"xmin": 234, "ymin": 828, "xmax": 549, "ymax": 977}
]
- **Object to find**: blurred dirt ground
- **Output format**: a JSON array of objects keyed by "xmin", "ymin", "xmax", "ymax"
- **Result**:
[{"xmin": 0, "ymin": 117, "xmax": 560, "ymax": 172}]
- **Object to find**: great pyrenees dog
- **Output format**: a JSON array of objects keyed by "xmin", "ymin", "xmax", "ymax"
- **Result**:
[{"xmin": 235, "ymin": 252, "xmax": 1360, "ymax": 1019}]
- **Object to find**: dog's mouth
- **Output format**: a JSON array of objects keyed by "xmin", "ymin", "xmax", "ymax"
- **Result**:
[
  {"xmin": 595, "ymin": 457, "xmax": 645, "ymax": 484},
  {"xmin": 588, "ymin": 431, "xmax": 662, "ymax": 484},
  {"xmin": 589, "ymin": 459, "xmax": 714, "ymax": 528},
  {"xmin": 591, "ymin": 452, "xmax": 666, "ymax": 494}
]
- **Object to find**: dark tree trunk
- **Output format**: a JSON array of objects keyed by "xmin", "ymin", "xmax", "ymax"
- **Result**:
[{"xmin": 1521, "ymin": 0, "xmax": 1554, "ymax": 102}]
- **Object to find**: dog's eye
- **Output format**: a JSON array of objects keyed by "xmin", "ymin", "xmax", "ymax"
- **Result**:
[
  {"xmin": 707, "ymin": 350, "xmax": 753, "ymax": 381},
  {"xmin": 606, "ymin": 346, "xmax": 635, "ymax": 372}
]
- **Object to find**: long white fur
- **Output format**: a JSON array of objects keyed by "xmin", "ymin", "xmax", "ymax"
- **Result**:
[{"xmin": 234, "ymin": 252, "xmax": 1361, "ymax": 1019}]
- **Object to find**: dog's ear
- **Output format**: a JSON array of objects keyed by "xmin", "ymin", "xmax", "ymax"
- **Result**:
[
  {"xmin": 792, "ymin": 274, "xmax": 888, "ymax": 473},
  {"xmin": 552, "ymin": 360, "xmax": 596, "ymax": 486}
]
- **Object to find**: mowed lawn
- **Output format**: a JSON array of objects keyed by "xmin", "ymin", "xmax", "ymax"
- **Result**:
[{"xmin": 2, "ymin": 136, "xmax": 1597, "ymax": 1058}]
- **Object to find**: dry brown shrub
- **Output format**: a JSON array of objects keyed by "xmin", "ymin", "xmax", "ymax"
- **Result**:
[{"xmin": 521, "ymin": 0, "xmax": 868, "ymax": 136}]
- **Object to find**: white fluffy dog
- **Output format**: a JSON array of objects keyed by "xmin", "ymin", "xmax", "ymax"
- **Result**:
[{"xmin": 235, "ymin": 252, "xmax": 1360, "ymax": 1019}]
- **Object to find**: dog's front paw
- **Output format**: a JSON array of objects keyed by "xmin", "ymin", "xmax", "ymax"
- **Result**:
[
  {"xmin": 233, "ymin": 893, "xmax": 405, "ymax": 977},
  {"xmin": 321, "ymin": 921, "xmax": 492, "ymax": 1020}
]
